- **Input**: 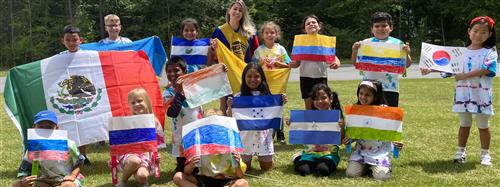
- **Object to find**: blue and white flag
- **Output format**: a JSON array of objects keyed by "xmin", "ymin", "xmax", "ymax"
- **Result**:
[
  {"xmin": 232, "ymin": 95, "xmax": 283, "ymax": 130},
  {"xmin": 171, "ymin": 37, "xmax": 210, "ymax": 65},
  {"xmin": 289, "ymin": 110, "xmax": 341, "ymax": 145}
]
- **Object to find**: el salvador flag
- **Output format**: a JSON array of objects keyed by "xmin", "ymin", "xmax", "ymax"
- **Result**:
[
  {"xmin": 232, "ymin": 95, "xmax": 283, "ymax": 131},
  {"xmin": 171, "ymin": 36, "xmax": 210, "ymax": 65},
  {"xmin": 289, "ymin": 110, "xmax": 342, "ymax": 145}
]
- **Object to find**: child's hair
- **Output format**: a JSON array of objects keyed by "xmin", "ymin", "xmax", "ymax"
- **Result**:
[
  {"xmin": 356, "ymin": 80, "xmax": 387, "ymax": 106},
  {"xmin": 302, "ymin": 15, "xmax": 323, "ymax": 34},
  {"xmin": 258, "ymin": 21, "xmax": 282, "ymax": 42},
  {"xmin": 127, "ymin": 87, "xmax": 153, "ymax": 114},
  {"xmin": 371, "ymin": 12, "xmax": 393, "ymax": 27},
  {"xmin": 180, "ymin": 18, "xmax": 199, "ymax": 33},
  {"xmin": 166, "ymin": 56, "xmax": 187, "ymax": 73},
  {"xmin": 63, "ymin": 25, "xmax": 81, "ymax": 37},
  {"xmin": 240, "ymin": 63, "xmax": 271, "ymax": 96},
  {"xmin": 466, "ymin": 16, "xmax": 497, "ymax": 49},
  {"xmin": 225, "ymin": 0, "xmax": 256, "ymax": 39},
  {"xmin": 104, "ymin": 14, "xmax": 121, "ymax": 25}
]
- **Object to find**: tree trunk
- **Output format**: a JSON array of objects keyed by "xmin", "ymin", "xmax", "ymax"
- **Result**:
[
  {"xmin": 67, "ymin": 0, "xmax": 73, "ymax": 24},
  {"xmin": 10, "ymin": 0, "xmax": 14, "ymax": 67},
  {"xmin": 28, "ymin": 0, "xmax": 33, "ymax": 61},
  {"xmin": 440, "ymin": 13, "xmax": 445, "ymax": 45},
  {"xmin": 99, "ymin": 0, "xmax": 105, "ymax": 39}
]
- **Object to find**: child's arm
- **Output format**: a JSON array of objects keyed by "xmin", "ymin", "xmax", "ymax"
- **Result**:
[
  {"xmin": 351, "ymin": 41, "xmax": 361, "ymax": 65},
  {"xmin": 226, "ymin": 97, "xmax": 233, "ymax": 117},
  {"xmin": 289, "ymin": 60, "xmax": 301, "ymax": 68},
  {"xmin": 63, "ymin": 167, "xmax": 80, "ymax": 182},
  {"xmin": 329, "ymin": 56, "xmax": 341, "ymax": 69},
  {"xmin": 274, "ymin": 62, "xmax": 290, "ymax": 68},
  {"xmin": 207, "ymin": 44, "xmax": 216, "ymax": 66},
  {"xmin": 167, "ymin": 84, "xmax": 185, "ymax": 118},
  {"xmin": 184, "ymin": 156, "xmax": 200, "ymax": 174},
  {"xmin": 403, "ymin": 42, "xmax": 412, "ymax": 68},
  {"xmin": 455, "ymin": 69, "xmax": 492, "ymax": 80}
]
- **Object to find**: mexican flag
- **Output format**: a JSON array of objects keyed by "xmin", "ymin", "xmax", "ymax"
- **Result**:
[{"xmin": 4, "ymin": 50, "xmax": 165, "ymax": 147}]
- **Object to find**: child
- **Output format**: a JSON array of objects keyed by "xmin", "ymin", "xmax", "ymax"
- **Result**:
[
  {"xmin": 60, "ymin": 25, "xmax": 84, "ymax": 54},
  {"xmin": 292, "ymin": 83, "xmax": 343, "ymax": 176},
  {"xmin": 345, "ymin": 80, "xmax": 403, "ymax": 180},
  {"xmin": 12, "ymin": 110, "xmax": 85, "ymax": 187},
  {"xmin": 252, "ymin": 21, "xmax": 290, "ymax": 143},
  {"xmin": 113, "ymin": 88, "xmax": 164, "ymax": 187},
  {"xmin": 351, "ymin": 12, "xmax": 412, "ymax": 107},
  {"xmin": 164, "ymin": 57, "xmax": 203, "ymax": 174},
  {"xmin": 226, "ymin": 63, "xmax": 288, "ymax": 171},
  {"xmin": 289, "ymin": 15, "xmax": 341, "ymax": 110},
  {"xmin": 423, "ymin": 16, "xmax": 497, "ymax": 166},
  {"xmin": 179, "ymin": 18, "xmax": 215, "ymax": 73},
  {"xmin": 99, "ymin": 14, "xmax": 132, "ymax": 44}
]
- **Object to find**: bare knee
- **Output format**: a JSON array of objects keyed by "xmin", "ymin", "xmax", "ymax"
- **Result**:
[
  {"xmin": 59, "ymin": 181, "xmax": 77, "ymax": 187},
  {"xmin": 172, "ymin": 172, "xmax": 184, "ymax": 185},
  {"xmin": 134, "ymin": 167, "xmax": 149, "ymax": 184},
  {"xmin": 231, "ymin": 179, "xmax": 249, "ymax": 187},
  {"xmin": 125, "ymin": 156, "xmax": 142, "ymax": 168}
]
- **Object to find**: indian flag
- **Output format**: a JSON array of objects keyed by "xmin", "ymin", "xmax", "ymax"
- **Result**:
[
  {"xmin": 345, "ymin": 105, "xmax": 404, "ymax": 142},
  {"xmin": 4, "ymin": 51, "xmax": 165, "ymax": 147}
]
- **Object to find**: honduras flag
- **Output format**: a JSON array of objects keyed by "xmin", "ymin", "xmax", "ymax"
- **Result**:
[
  {"xmin": 289, "ymin": 110, "xmax": 342, "ymax": 145},
  {"xmin": 171, "ymin": 36, "xmax": 210, "ymax": 65},
  {"xmin": 27, "ymin": 129, "xmax": 69, "ymax": 161},
  {"xmin": 232, "ymin": 95, "xmax": 283, "ymax": 131}
]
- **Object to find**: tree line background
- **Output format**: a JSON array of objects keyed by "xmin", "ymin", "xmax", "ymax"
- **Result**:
[{"xmin": 1, "ymin": 0, "xmax": 500, "ymax": 69}]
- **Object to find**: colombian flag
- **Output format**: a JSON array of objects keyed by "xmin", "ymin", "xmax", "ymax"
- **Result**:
[
  {"xmin": 292, "ymin": 34, "xmax": 336, "ymax": 63},
  {"xmin": 356, "ymin": 41, "xmax": 407, "ymax": 74},
  {"xmin": 345, "ymin": 105, "xmax": 404, "ymax": 142}
]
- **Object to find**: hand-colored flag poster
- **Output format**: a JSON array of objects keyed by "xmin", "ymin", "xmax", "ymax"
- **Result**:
[
  {"xmin": 176, "ymin": 64, "xmax": 232, "ymax": 108},
  {"xmin": 345, "ymin": 105, "xmax": 403, "ymax": 142},
  {"xmin": 232, "ymin": 95, "xmax": 283, "ymax": 130},
  {"xmin": 356, "ymin": 41, "xmax": 407, "ymax": 74},
  {"xmin": 292, "ymin": 34, "xmax": 336, "ymax": 63},
  {"xmin": 182, "ymin": 116, "xmax": 244, "ymax": 161},
  {"xmin": 289, "ymin": 110, "xmax": 342, "ymax": 145},
  {"xmin": 419, "ymin": 42, "xmax": 465, "ymax": 73},
  {"xmin": 214, "ymin": 39, "xmax": 290, "ymax": 94},
  {"xmin": 4, "ymin": 51, "xmax": 165, "ymax": 148},
  {"xmin": 171, "ymin": 36, "xmax": 210, "ymax": 65},
  {"xmin": 27, "ymin": 129, "xmax": 69, "ymax": 161}
]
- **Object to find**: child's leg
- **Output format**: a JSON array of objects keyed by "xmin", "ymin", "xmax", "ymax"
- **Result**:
[
  {"xmin": 59, "ymin": 180, "xmax": 77, "ymax": 187},
  {"xmin": 241, "ymin": 155, "xmax": 253, "ymax": 170},
  {"xmin": 293, "ymin": 158, "xmax": 314, "ymax": 176},
  {"xmin": 228, "ymin": 178, "xmax": 249, "ymax": 187},
  {"xmin": 304, "ymin": 98, "xmax": 313, "ymax": 110},
  {"xmin": 172, "ymin": 172, "xmax": 197, "ymax": 187},
  {"xmin": 345, "ymin": 161, "xmax": 366, "ymax": 177},
  {"xmin": 476, "ymin": 114, "xmax": 491, "ymax": 149},
  {"xmin": 316, "ymin": 158, "xmax": 336, "ymax": 177},
  {"xmin": 134, "ymin": 166, "xmax": 150, "ymax": 185},
  {"xmin": 458, "ymin": 113, "xmax": 473, "ymax": 147},
  {"xmin": 370, "ymin": 165, "xmax": 390, "ymax": 181},
  {"xmin": 258, "ymin": 155, "xmax": 273, "ymax": 171},
  {"xmin": 121, "ymin": 155, "xmax": 144, "ymax": 183}
]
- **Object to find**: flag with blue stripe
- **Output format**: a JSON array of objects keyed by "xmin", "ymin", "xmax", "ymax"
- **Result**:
[
  {"xmin": 27, "ymin": 129, "xmax": 69, "ymax": 161},
  {"xmin": 171, "ymin": 37, "xmax": 210, "ymax": 65},
  {"xmin": 232, "ymin": 95, "xmax": 283, "ymax": 130},
  {"xmin": 289, "ymin": 110, "xmax": 341, "ymax": 145},
  {"xmin": 356, "ymin": 40, "xmax": 406, "ymax": 74},
  {"xmin": 108, "ymin": 114, "xmax": 158, "ymax": 155},
  {"xmin": 292, "ymin": 34, "xmax": 336, "ymax": 63}
]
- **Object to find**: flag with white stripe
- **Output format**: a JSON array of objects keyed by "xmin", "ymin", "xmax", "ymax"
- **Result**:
[
  {"xmin": 345, "ymin": 105, "xmax": 404, "ymax": 142},
  {"xmin": 27, "ymin": 129, "xmax": 69, "ymax": 161},
  {"xmin": 289, "ymin": 110, "xmax": 341, "ymax": 145},
  {"xmin": 419, "ymin": 42, "xmax": 465, "ymax": 73},
  {"xmin": 232, "ymin": 95, "xmax": 283, "ymax": 130},
  {"xmin": 171, "ymin": 36, "xmax": 210, "ymax": 65}
]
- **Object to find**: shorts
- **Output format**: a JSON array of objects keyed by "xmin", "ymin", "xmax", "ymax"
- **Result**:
[
  {"xmin": 175, "ymin": 157, "xmax": 186, "ymax": 172},
  {"xmin": 194, "ymin": 175, "xmax": 232, "ymax": 187},
  {"xmin": 383, "ymin": 91, "xmax": 399, "ymax": 107},
  {"xmin": 458, "ymin": 112, "xmax": 491, "ymax": 129},
  {"xmin": 300, "ymin": 77, "xmax": 328, "ymax": 99},
  {"xmin": 34, "ymin": 174, "xmax": 84, "ymax": 187}
]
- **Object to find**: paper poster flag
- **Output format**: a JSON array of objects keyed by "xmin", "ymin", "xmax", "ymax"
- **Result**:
[
  {"xmin": 171, "ymin": 36, "xmax": 210, "ymax": 65},
  {"xmin": 214, "ymin": 39, "xmax": 290, "ymax": 94},
  {"xmin": 3, "ymin": 51, "xmax": 165, "ymax": 148},
  {"xmin": 232, "ymin": 95, "xmax": 283, "ymax": 130},
  {"xmin": 345, "ymin": 105, "xmax": 404, "ymax": 142},
  {"xmin": 356, "ymin": 41, "xmax": 407, "ymax": 74},
  {"xmin": 182, "ymin": 116, "xmax": 244, "ymax": 161},
  {"xmin": 292, "ymin": 34, "xmax": 336, "ymax": 63},
  {"xmin": 289, "ymin": 110, "xmax": 342, "ymax": 145},
  {"xmin": 108, "ymin": 114, "xmax": 158, "ymax": 155},
  {"xmin": 27, "ymin": 129, "xmax": 69, "ymax": 161},
  {"xmin": 176, "ymin": 64, "xmax": 232, "ymax": 108},
  {"xmin": 419, "ymin": 42, "xmax": 464, "ymax": 73}
]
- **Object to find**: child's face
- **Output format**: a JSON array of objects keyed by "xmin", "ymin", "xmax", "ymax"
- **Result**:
[
  {"xmin": 468, "ymin": 23, "xmax": 492, "ymax": 47},
  {"xmin": 182, "ymin": 23, "xmax": 198, "ymax": 40},
  {"xmin": 105, "ymin": 20, "xmax": 122, "ymax": 37},
  {"xmin": 245, "ymin": 68, "xmax": 262, "ymax": 90},
  {"xmin": 129, "ymin": 95, "xmax": 149, "ymax": 115},
  {"xmin": 62, "ymin": 33, "xmax": 82, "ymax": 52},
  {"xmin": 313, "ymin": 90, "xmax": 333, "ymax": 110},
  {"xmin": 229, "ymin": 3, "xmax": 243, "ymax": 23},
  {"xmin": 34, "ymin": 121, "xmax": 57, "ymax": 130},
  {"xmin": 304, "ymin": 18, "xmax": 320, "ymax": 34},
  {"xmin": 262, "ymin": 27, "xmax": 277, "ymax": 45},
  {"xmin": 166, "ymin": 64, "xmax": 184, "ymax": 83},
  {"xmin": 371, "ymin": 21, "xmax": 393, "ymax": 40},
  {"xmin": 358, "ymin": 87, "xmax": 375, "ymax": 105}
]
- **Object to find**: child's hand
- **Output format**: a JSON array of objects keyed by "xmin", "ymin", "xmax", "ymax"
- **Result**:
[
  {"xmin": 352, "ymin": 41, "xmax": 361, "ymax": 52},
  {"xmin": 232, "ymin": 152, "xmax": 241, "ymax": 163},
  {"xmin": 342, "ymin": 137, "xmax": 351, "ymax": 145},
  {"xmin": 188, "ymin": 156, "xmax": 201, "ymax": 166},
  {"xmin": 210, "ymin": 39, "xmax": 218, "ymax": 50},
  {"xmin": 282, "ymin": 94, "xmax": 288, "ymax": 105},
  {"xmin": 21, "ymin": 175, "xmax": 37, "ymax": 186},
  {"xmin": 420, "ymin": 68, "xmax": 432, "ymax": 75},
  {"xmin": 338, "ymin": 119, "xmax": 345, "ymax": 129},
  {"xmin": 329, "ymin": 56, "xmax": 341, "ymax": 69},
  {"xmin": 403, "ymin": 42, "xmax": 411, "ymax": 54},
  {"xmin": 63, "ymin": 174, "xmax": 76, "ymax": 182},
  {"xmin": 289, "ymin": 60, "xmax": 301, "ymax": 68},
  {"xmin": 221, "ymin": 64, "xmax": 228, "ymax": 72},
  {"xmin": 454, "ymin": 73, "xmax": 467, "ymax": 81},
  {"xmin": 393, "ymin": 142, "xmax": 404, "ymax": 150},
  {"xmin": 174, "ymin": 81, "xmax": 184, "ymax": 96}
]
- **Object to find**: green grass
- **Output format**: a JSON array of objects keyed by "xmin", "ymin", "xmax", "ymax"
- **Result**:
[{"xmin": 1, "ymin": 78, "xmax": 499, "ymax": 186}]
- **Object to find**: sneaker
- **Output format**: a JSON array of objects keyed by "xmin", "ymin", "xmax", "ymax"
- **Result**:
[
  {"xmin": 454, "ymin": 151, "xmax": 466, "ymax": 163},
  {"xmin": 480, "ymin": 153, "xmax": 492, "ymax": 166}
]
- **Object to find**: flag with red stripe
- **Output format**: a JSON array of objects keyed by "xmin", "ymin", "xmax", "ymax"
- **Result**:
[
  {"xmin": 27, "ymin": 129, "xmax": 69, "ymax": 161},
  {"xmin": 292, "ymin": 34, "xmax": 336, "ymax": 63}
]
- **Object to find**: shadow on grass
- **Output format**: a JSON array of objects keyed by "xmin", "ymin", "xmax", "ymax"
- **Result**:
[
  {"xmin": 407, "ymin": 159, "xmax": 478, "ymax": 173},
  {"xmin": 274, "ymin": 143, "xmax": 301, "ymax": 152}
]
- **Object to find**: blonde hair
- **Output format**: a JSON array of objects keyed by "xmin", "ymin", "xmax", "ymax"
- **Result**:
[
  {"xmin": 104, "ymin": 14, "xmax": 121, "ymax": 25},
  {"xmin": 225, "ymin": 0, "xmax": 256, "ymax": 39},
  {"xmin": 258, "ymin": 21, "xmax": 282, "ymax": 41},
  {"xmin": 127, "ymin": 88, "xmax": 153, "ymax": 114}
]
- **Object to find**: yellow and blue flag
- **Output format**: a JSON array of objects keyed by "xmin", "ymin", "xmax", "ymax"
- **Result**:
[
  {"xmin": 292, "ymin": 34, "xmax": 336, "ymax": 63},
  {"xmin": 356, "ymin": 41, "xmax": 406, "ymax": 74}
]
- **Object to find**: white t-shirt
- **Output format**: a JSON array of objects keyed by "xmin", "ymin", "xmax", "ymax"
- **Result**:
[
  {"xmin": 299, "ymin": 60, "xmax": 329, "ymax": 78},
  {"xmin": 99, "ymin": 37, "xmax": 132, "ymax": 44}
]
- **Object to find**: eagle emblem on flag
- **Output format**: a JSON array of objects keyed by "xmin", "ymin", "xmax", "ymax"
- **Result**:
[{"xmin": 50, "ymin": 75, "xmax": 103, "ymax": 115}]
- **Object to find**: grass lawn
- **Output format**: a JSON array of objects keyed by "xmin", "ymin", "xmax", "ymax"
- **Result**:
[{"xmin": 1, "ymin": 78, "xmax": 499, "ymax": 186}]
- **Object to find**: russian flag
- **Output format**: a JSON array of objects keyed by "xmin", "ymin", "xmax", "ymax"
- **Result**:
[
  {"xmin": 232, "ymin": 95, "xmax": 283, "ymax": 130},
  {"xmin": 171, "ymin": 36, "xmax": 210, "ymax": 65},
  {"xmin": 27, "ymin": 129, "xmax": 69, "ymax": 161},
  {"xmin": 108, "ymin": 114, "xmax": 158, "ymax": 155},
  {"xmin": 345, "ymin": 105, "xmax": 404, "ymax": 142},
  {"xmin": 356, "ymin": 41, "xmax": 406, "ymax": 74},
  {"xmin": 182, "ymin": 116, "xmax": 243, "ymax": 161},
  {"xmin": 292, "ymin": 34, "xmax": 336, "ymax": 63},
  {"xmin": 289, "ymin": 110, "xmax": 342, "ymax": 145}
]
